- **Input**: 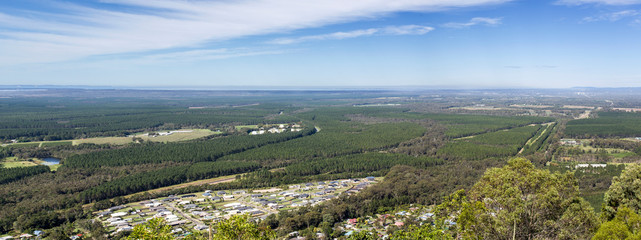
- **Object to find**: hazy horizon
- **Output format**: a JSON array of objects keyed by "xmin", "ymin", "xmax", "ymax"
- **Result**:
[{"xmin": 1, "ymin": 84, "xmax": 639, "ymax": 91}]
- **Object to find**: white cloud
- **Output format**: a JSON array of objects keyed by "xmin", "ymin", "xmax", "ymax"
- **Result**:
[
  {"xmin": 268, "ymin": 25, "xmax": 434, "ymax": 45},
  {"xmin": 134, "ymin": 48, "xmax": 285, "ymax": 64},
  {"xmin": 442, "ymin": 17, "xmax": 502, "ymax": 28},
  {"xmin": 581, "ymin": 10, "xmax": 639, "ymax": 22},
  {"xmin": 0, "ymin": 0, "xmax": 511, "ymax": 65},
  {"xmin": 556, "ymin": 0, "xmax": 641, "ymax": 5}
]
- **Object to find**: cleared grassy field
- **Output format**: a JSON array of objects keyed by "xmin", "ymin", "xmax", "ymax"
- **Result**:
[
  {"xmin": 7, "ymin": 142, "xmax": 40, "ymax": 148},
  {"xmin": 48, "ymin": 164, "xmax": 61, "ymax": 171},
  {"xmin": 234, "ymin": 125, "xmax": 258, "ymax": 130},
  {"xmin": 0, "ymin": 157, "xmax": 39, "ymax": 168},
  {"xmin": 578, "ymin": 144, "xmax": 637, "ymax": 158},
  {"xmin": 40, "ymin": 141, "xmax": 73, "ymax": 147},
  {"xmin": 142, "ymin": 129, "xmax": 221, "ymax": 142},
  {"xmin": 73, "ymin": 136, "xmax": 133, "ymax": 145},
  {"xmin": 73, "ymin": 129, "xmax": 220, "ymax": 145}
]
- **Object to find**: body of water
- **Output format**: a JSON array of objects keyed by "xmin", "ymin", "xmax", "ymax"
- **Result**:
[{"xmin": 42, "ymin": 157, "xmax": 60, "ymax": 166}]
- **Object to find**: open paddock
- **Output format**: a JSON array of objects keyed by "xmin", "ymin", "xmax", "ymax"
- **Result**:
[
  {"xmin": 563, "ymin": 105, "xmax": 594, "ymax": 109},
  {"xmin": 73, "ymin": 129, "xmax": 220, "ymax": 145}
]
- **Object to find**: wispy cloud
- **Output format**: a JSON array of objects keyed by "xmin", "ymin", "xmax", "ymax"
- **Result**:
[
  {"xmin": 556, "ymin": 0, "xmax": 641, "ymax": 5},
  {"xmin": 442, "ymin": 17, "xmax": 502, "ymax": 28},
  {"xmin": 581, "ymin": 10, "xmax": 639, "ymax": 22},
  {"xmin": 0, "ymin": 0, "xmax": 511, "ymax": 65},
  {"xmin": 135, "ymin": 48, "xmax": 285, "ymax": 64},
  {"xmin": 536, "ymin": 65, "xmax": 559, "ymax": 68},
  {"xmin": 268, "ymin": 25, "xmax": 434, "ymax": 45}
]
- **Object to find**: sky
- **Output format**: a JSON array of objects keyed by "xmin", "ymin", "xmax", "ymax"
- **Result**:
[{"xmin": 1, "ymin": 0, "xmax": 641, "ymax": 89}]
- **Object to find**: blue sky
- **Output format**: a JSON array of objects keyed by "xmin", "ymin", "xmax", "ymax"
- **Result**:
[{"xmin": 1, "ymin": 0, "xmax": 640, "ymax": 88}]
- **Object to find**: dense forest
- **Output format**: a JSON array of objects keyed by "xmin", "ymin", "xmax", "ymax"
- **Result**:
[
  {"xmin": 565, "ymin": 111, "xmax": 641, "ymax": 137},
  {"xmin": 0, "ymin": 98, "xmax": 300, "ymax": 141},
  {"xmin": 1, "ymin": 91, "xmax": 639, "ymax": 239},
  {"xmin": 436, "ymin": 125, "xmax": 542, "ymax": 160},
  {"xmin": 64, "ymin": 128, "xmax": 314, "ymax": 168},
  {"xmin": 0, "ymin": 165, "xmax": 50, "ymax": 185}
]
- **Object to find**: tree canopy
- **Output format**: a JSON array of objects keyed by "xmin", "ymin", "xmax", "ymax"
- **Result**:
[
  {"xmin": 602, "ymin": 164, "xmax": 641, "ymax": 221},
  {"xmin": 212, "ymin": 214, "xmax": 275, "ymax": 240},
  {"xmin": 436, "ymin": 157, "xmax": 599, "ymax": 240}
]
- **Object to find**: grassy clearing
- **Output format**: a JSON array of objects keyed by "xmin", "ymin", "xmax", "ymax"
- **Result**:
[
  {"xmin": 1, "ymin": 160, "xmax": 38, "ymax": 168},
  {"xmin": 578, "ymin": 144, "xmax": 634, "ymax": 154},
  {"xmin": 1, "ymin": 157, "xmax": 38, "ymax": 168},
  {"xmin": 1, "ymin": 157, "xmax": 61, "ymax": 170},
  {"xmin": 6, "ymin": 142, "xmax": 40, "ymax": 148},
  {"xmin": 73, "ymin": 136, "xmax": 133, "ymax": 145},
  {"xmin": 73, "ymin": 129, "xmax": 219, "ymax": 145},
  {"xmin": 40, "ymin": 141, "xmax": 73, "ymax": 147},
  {"xmin": 142, "ymin": 129, "xmax": 221, "ymax": 143},
  {"xmin": 1, "ymin": 129, "xmax": 220, "ymax": 147},
  {"xmin": 235, "ymin": 125, "xmax": 258, "ymax": 130},
  {"xmin": 48, "ymin": 164, "xmax": 61, "ymax": 171}
]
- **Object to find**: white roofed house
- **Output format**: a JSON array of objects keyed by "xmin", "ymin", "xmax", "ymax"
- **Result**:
[
  {"xmin": 224, "ymin": 202, "xmax": 242, "ymax": 208},
  {"xmin": 111, "ymin": 211, "xmax": 128, "ymax": 217},
  {"xmin": 145, "ymin": 202, "xmax": 161, "ymax": 208},
  {"xmin": 194, "ymin": 225, "xmax": 208, "ymax": 231},
  {"xmin": 576, "ymin": 164, "xmax": 607, "ymax": 168}
]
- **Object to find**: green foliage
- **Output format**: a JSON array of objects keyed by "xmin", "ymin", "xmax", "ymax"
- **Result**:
[
  {"xmin": 335, "ymin": 160, "xmax": 501, "ymax": 216},
  {"xmin": 127, "ymin": 218, "xmax": 174, "ymax": 240},
  {"xmin": 0, "ymin": 98, "xmax": 297, "ymax": 141},
  {"xmin": 566, "ymin": 111, "xmax": 641, "ymax": 138},
  {"xmin": 547, "ymin": 163, "xmax": 625, "ymax": 211},
  {"xmin": 212, "ymin": 214, "xmax": 275, "ymax": 240},
  {"xmin": 521, "ymin": 123, "xmax": 556, "ymax": 155},
  {"xmin": 0, "ymin": 165, "xmax": 49, "ymax": 184},
  {"xmin": 437, "ymin": 158, "xmax": 599, "ymax": 239},
  {"xmin": 602, "ymin": 164, "xmax": 641, "ymax": 220},
  {"xmin": 221, "ymin": 122, "xmax": 426, "ymax": 164},
  {"xmin": 425, "ymin": 114, "xmax": 551, "ymax": 138},
  {"xmin": 390, "ymin": 223, "xmax": 454, "ymax": 240},
  {"xmin": 126, "ymin": 218, "xmax": 203, "ymax": 240},
  {"xmin": 65, "ymin": 129, "xmax": 313, "ymax": 168},
  {"xmin": 40, "ymin": 141, "xmax": 73, "ymax": 147},
  {"xmin": 80, "ymin": 161, "xmax": 259, "ymax": 202},
  {"xmin": 284, "ymin": 153, "xmax": 443, "ymax": 179},
  {"xmin": 593, "ymin": 207, "xmax": 641, "ymax": 240},
  {"xmin": 362, "ymin": 111, "xmax": 552, "ymax": 137},
  {"xmin": 592, "ymin": 220, "xmax": 630, "ymax": 240},
  {"xmin": 437, "ymin": 125, "xmax": 541, "ymax": 160},
  {"xmin": 219, "ymin": 153, "xmax": 443, "ymax": 190},
  {"xmin": 347, "ymin": 230, "xmax": 378, "ymax": 240}
]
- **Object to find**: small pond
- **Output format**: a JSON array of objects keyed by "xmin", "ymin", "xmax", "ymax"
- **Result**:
[{"xmin": 42, "ymin": 157, "xmax": 60, "ymax": 166}]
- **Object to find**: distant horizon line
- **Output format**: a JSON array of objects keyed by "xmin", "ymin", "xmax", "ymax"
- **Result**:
[{"xmin": 1, "ymin": 85, "xmax": 638, "ymax": 91}]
